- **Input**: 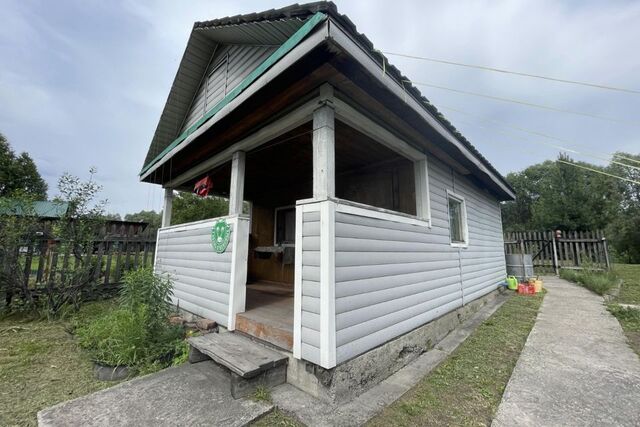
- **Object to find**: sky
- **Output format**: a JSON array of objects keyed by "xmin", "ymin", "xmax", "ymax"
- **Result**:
[{"xmin": 1, "ymin": 0, "xmax": 639, "ymax": 215}]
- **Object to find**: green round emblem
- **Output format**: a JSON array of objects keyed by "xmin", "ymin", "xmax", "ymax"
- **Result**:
[{"xmin": 211, "ymin": 219, "xmax": 231, "ymax": 254}]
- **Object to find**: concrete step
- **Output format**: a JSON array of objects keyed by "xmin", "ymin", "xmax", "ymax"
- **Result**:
[{"xmin": 188, "ymin": 332, "xmax": 288, "ymax": 399}]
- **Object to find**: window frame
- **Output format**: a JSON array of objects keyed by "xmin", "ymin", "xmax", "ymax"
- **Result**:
[
  {"xmin": 273, "ymin": 205, "xmax": 296, "ymax": 247},
  {"xmin": 446, "ymin": 190, "xmax": 469, "ymax": 248}
]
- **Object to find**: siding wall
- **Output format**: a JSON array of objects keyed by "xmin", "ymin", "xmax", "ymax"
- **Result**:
[
  {"xmin": 180, "ymin": 44, "xmax": 277, "ymax": 132},
  {"xmin": 299, "ymin": 209, "xmax": 322, "ymax": 365},
  {"xmin": 332, "ymin": 155, "xmax": 505, "ymax": 364},
  {"xmin": 155, "ymin": 218, "xmax": 235, "ymax": 327},
  {"xmin": 455, "ymin": 170, "xmax": 507, "ymax": 303}
]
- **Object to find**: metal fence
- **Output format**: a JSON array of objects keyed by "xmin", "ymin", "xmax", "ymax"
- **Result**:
[{"xmin": 504, "ymin": 230, "xmax": 611, "ymax": 273}]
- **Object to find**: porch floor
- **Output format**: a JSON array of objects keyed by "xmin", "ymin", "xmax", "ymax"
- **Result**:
[{"xmin": 235, "ymin": 281, "xmax": 294, "ymax": 351}]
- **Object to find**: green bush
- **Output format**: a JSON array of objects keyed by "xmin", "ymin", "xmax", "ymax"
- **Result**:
[
  {"xmin": 76, "ymin": 268, "xmax": 184, "ymax": 370},
  {"xmin": 120, "ymin": 267, "xmax": 173, "ymax": 331},
  {"xmin": 560, "ymin": 268, "xmax": 619, "ymax": 296}
]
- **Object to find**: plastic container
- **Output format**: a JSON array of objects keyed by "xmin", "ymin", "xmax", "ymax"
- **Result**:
[
  {"xmin": 518, "ymin": 283, "xmax": 536, "ymax": 295},
  {"xmin": 507, "ymin": 276, "xmax": 518, "ymax": 290},
  {"xmin": 534, "ymin": 279, "xmax": 543, "ymax": 293}
]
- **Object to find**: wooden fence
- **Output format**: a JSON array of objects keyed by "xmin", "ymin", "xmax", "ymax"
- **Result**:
[
  {"xmin": 14, "ymin": 236, "xmax": 157, "ymax": 296},
  {"xmin": 504, "ymin": 230, "xmax": 611, "ymax": 273}
]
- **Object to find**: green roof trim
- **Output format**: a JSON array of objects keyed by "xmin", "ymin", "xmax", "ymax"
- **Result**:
[{"xmin": 140, "ymin": 11, "xmax": 328, "ymax": 177}]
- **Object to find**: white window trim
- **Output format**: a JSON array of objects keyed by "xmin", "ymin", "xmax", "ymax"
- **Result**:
[
  {"xmin": 446, "ymin": 189, "xmax": 469, "ymax": 248},
  {"xmin": 414, "ymin": 157, "xmax": 432, "ymax": 225},
  {"xmin": 273, "ymin": 205, "xmax": 296, "ymax": 247}
]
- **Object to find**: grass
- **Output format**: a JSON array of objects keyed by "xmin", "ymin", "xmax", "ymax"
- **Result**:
[
  {"xmin": 252, "ymin": 385, "xmax": 272, "ymax": 403},
  {"xmin": 251, "ymin": 409, "xmax": 303, "ymax": 427},
  {"xmin": 607, "ymin": 264, "xmax": 640, "ymax": 355},
  {"xmin": 367, "ymin": 292, "xmax": 544, "ymax": 427},
  {"xmin": 614, "ymin": 264, "xmax": 640, "ymax": 305},
  {"xmin": 0, "ymin": 300, "xmax": 117, "ymax": 426},
  {"xmin": 559, "ymin": 268, "xmax": 619, "ymax": 295}
]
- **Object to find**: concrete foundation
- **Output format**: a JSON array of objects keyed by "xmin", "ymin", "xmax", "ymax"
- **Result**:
[{"xmin": 286, "ymin": 288, "xmax": 504, "ymax": 403}]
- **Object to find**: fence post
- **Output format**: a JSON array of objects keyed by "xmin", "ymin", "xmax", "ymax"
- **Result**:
[
  {"xmin": 551, "ymin": 231, "xmax": 559, "ymax": 275},
  {"xmin": 602, "ymin": 237, "xmax": 611, "ymax": 271}
]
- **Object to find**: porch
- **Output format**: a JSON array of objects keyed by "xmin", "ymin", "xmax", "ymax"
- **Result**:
[{"xmin": 153, "ymin": 84, "xmax": 432, "ymax": 367}]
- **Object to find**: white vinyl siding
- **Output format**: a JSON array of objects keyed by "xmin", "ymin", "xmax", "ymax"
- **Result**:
[
  {"xmin": 300, "ymin": 210, "xmax": 321, "ymax": 365},
  {"xmin": 331, "ymin": 156, "xmax": 505, "ymax": 364},
  {"xmin": 155, "ymin": 218, "xmax": 235, "ymax": 326},
  {"xmin": 180, "ymin": 44, "xmax": 277, "ymax": 133}
]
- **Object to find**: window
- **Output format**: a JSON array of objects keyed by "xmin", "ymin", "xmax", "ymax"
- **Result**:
[
  {"xmin": 447, "ymin": 191, "xmax": 468, "ymax": 246},
  {"xmin": 274, "ymin": 206, "xmax": 296, "ymax": 245}
]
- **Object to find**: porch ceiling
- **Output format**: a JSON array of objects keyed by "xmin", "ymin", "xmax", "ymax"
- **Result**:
[{"xmin": 183, "ymin": 120, "xmax": 407, "ymax": 208}]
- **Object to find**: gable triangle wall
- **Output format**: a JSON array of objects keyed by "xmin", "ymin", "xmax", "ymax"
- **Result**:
[{"xmin": 180, "ymin": 44, "xmax": 279, "ymax": 133}]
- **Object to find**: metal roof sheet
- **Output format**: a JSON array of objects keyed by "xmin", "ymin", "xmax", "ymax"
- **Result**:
[{"xmin": 0, "ymin": 200, "xmax": 69, "ymax": 218}]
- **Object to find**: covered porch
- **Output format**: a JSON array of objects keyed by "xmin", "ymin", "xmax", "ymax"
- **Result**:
[{"xmin": 153, "ymin": 84, "xmax": 431, "ymax": 360}]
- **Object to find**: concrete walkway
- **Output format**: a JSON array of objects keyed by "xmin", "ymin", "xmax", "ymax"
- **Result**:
[
  {"xmin": 38, "ymin": 361, "xmax": 272, "ymax": 427},
  {"xmin": 493, "ymin": 276, "xmax": 640, "ymax": 427}
]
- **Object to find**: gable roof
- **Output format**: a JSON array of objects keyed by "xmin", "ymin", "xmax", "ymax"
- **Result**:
[
  {"xmin": 142, "ymin": 7, "xmax": 323, "ymax": 171},
  {"xmin": 141, "ymin": 2, "xmax": 515, "ymax": 200}
]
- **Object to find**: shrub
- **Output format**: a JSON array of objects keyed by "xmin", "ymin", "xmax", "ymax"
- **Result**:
[
  {"xmin": 560, "ymin": 268, "xmax": 619, "ymax": 296},
  {"xmin": 120, "ymin": 267, "xmax": 173, "ymax": 331},
  {"xmin": 76, "ymin": 268, "xmax": 184, "ymax": 370}
]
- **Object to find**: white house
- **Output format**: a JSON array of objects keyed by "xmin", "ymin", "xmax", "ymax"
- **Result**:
[{"xmin": 141, "ymin": 2, "xmax": 514, "ymax": 377}]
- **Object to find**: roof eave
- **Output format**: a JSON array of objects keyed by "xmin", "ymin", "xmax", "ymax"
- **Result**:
[
  {"xmin": 325, "ymin": 18, "xmax": 515, "ymax": 200},
  {"xmin": 139, "ymin": 12, "xmax": 330, "ymax": 182}
]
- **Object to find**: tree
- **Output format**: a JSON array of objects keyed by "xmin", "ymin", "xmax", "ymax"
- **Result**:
[
  {"xmin": 502, "ymin": 152, "xmax": 640, "ymax": 263},
  {"xmin": 0, "ymin": 133, "xmax": 47, "ymax": 199},
  {"xmin": 171, "ymin": 192, "xmax": 228, "ymax": 225},
  {"xmin": 501, "ymin": 154, "xmax": 620, "ymax": 232},
  {"xmin": 47, "ymin": 169, "xmax": 107, "ymax": 314},
  {"xmin": 124, "ymin": 210, "xmax": 161, "ymax": 230},
  {"xmin": 605, "ymin": 152, "xmax": 640, "ymax": 263},
  {"xmin": 102, "ymin": 213, "xmax": 122, "ymax": 221}
]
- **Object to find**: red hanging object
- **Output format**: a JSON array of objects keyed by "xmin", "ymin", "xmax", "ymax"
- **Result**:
[{"xmin": 194, "ymin": 176, "xmax": 213, "ymax": 197}]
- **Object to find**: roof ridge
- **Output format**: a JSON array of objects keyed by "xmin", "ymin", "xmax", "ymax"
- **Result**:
[{"xmin": 193, "ymin": 1, "xmax": 337, "ymax": 30}]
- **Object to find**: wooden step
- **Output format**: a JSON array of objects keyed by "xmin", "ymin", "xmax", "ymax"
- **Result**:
[
  {"xmin": 188, "ymin": 332, "xmax": 288, "ymax": 399},
  {"xmin": 235, "ymin": 312, "xmax": 293, "ymax": 351}
]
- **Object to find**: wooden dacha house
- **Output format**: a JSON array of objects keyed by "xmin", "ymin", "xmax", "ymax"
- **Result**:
[{"xmin": 141, "ymin": 2, "xmax": 515, "ymax": 399}]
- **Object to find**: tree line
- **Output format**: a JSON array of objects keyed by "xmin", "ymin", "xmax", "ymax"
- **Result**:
[{"xmin": 501, "ymin": 153, "xmax": 640, "ymax": 263}]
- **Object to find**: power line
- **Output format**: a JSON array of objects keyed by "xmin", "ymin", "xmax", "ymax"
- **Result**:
[
  {"xmin": 383, "ymin": 51, "xmax": 640, "ymax": 95},
  {"xmin": 405, "ymin": 80, "xmax": 636, "ymax": 125},
  {"xmin": 459, "ymin": 128, "xmax": 640, "ymax": 185},
  {"xmin": 440, "ymin": 105, "xmax": 640, "ymax": 171},
  {"xmin": 440, "ymin": 104, "xmax": 640, "ymax": 165},
  {"xmin": 557, "ymin": 159, "xmax": 640, "ymax": 185},
  {"xmin": 612, "ymin": 153, "xmax": 640, "ymax": 166}
]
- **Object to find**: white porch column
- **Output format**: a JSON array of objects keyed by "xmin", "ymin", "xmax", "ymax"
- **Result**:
[
  {"xmin": 161, "ymin": 188, "xmax": 173, "ymax": 227},
  {"xmin": 312, "ymin": 84, "xmax": 335, "ymax": 200},
  {"xmin": 228, "ymin": 151, "xmax": 246, "ymax": 215},
  {"xmin": 414, "ymin": 157, "xmax": 431, "ymax": 222}
]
